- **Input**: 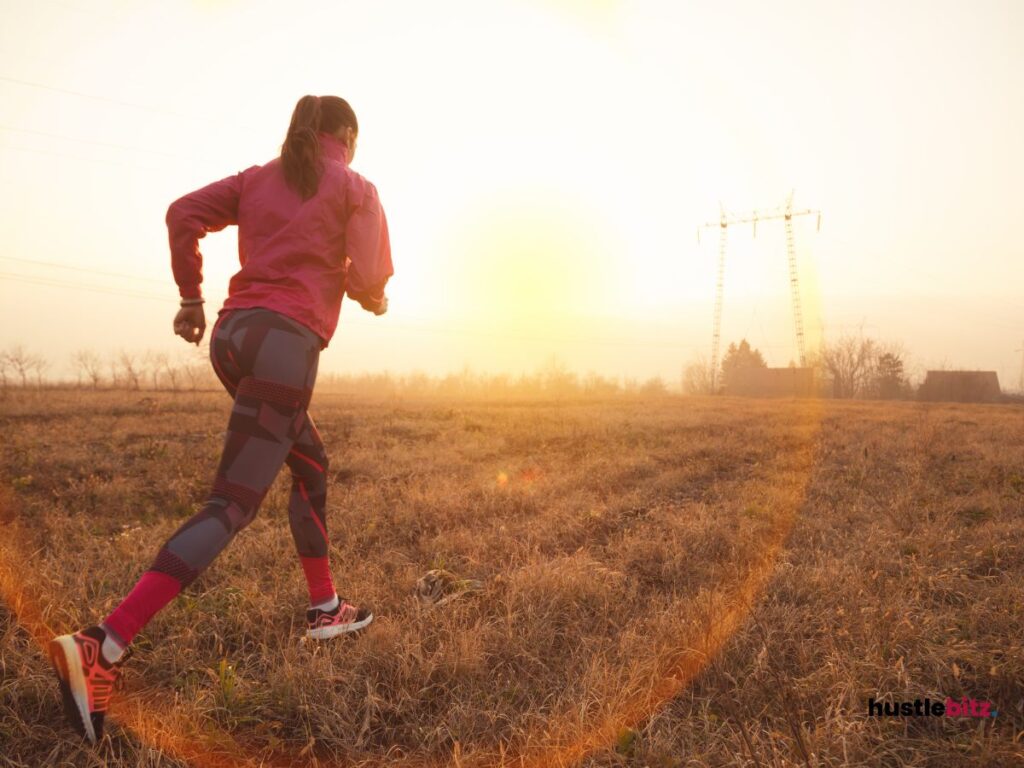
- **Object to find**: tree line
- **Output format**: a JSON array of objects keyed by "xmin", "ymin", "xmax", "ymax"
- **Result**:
[
  {"xmin": 0, "ymin": 345, "xmax": 219, "ymax": 391},
  {"xmin": 682, "ymin": 332, "xmax": 921, "ymax": 398},
  {"xmin": 0, "ymin": 346, "xmax": 671, "ymax": 398},
  {"xmin": 0, "ymin": 335, "xmax": 1003, "ymax": 400}
]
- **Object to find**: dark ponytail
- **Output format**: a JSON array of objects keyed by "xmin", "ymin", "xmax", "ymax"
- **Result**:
[{"xmin": 280, "ymin": 94, "xmax": 359, "ymax": 200}]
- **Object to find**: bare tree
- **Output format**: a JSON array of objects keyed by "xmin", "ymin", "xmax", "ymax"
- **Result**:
[
  {"xmin": 817, "ymin": 334, "xmax": 877, "ymax": 398},
  {"xmin": 180, "ymin": 347, "xmax": 216, "ymax": 390},
  {"xmin": 583, "ymin": 371, "xmax": 619, "ymax": 397},
  {"xmin": 73, "ymin": 349, "xmax": 105, "ymax": 388},
  {"xmin": 162, "ymin": 352, "xmax": 182, "ymax": 391},
  {"xmin": 682, "ymin": 354, "xmax": 715, "ymax": 395},
  {"xmin": 118, "ymin": 350, "xmax": 143, "ymax": 390},
  {"xmin": 640, "ymin": 376, "xmax": 668, "ymax": 395},
  {"xmin": 30, "ymin": 353, "xmax": 48, "ymax": 387},
  {"xmin": 182, "ymin": 361, "xmax": 200, "ymax": 391},
  {"xmin": 145, "ymin": 350, "xmax": 167, "ymax": 390},
  {"xmin": 4, "ymin": 345, "xmax": 34, "ymax": 387},
  {"xmin": 541, "ymin": 355, "xmax": 578, "ymax": 397}
]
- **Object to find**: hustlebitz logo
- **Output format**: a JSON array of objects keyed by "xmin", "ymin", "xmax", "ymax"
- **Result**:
[{"xmin": 867, "ymin": 697, "xmax": 997, "ymax": 718}]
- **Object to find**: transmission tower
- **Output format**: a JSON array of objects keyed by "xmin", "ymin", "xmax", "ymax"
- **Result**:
[
  {"xmin": 697, "ymin": 191, "xmax": 821, "ymax": 391},
  {"xmin": 1016, "ymin": 340, "xmax": 1024, "ymax": 394}
]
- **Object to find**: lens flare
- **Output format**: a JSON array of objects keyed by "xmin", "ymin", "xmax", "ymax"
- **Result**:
[{"xmin": 0, "ymin": 396, "xmax": 823, "ymax": 767}]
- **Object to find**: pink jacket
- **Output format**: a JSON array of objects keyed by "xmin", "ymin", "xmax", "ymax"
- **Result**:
[{"xmin": 166, "ymin": 132, "xmax": 393, "ymax": 349}]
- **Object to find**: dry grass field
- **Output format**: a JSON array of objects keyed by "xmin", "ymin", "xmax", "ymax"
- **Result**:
[{"xmin": 1, "ymin": 388, "xmax": 1022, "ymax": 767}]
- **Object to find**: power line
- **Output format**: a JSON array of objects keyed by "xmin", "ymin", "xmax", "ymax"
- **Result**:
[
  {"xmin": 0, "ymin": 254, "xmax": 710, "ymax": 349},
  {"xmin": 0, "ymin": 73, "xmax": 264, "ymax": 134},
  {"xmin": 0, "ymin": 124, "xmax": 177, "ymax": 158},
  {"xmin": 0, "ymin": 265, "xmax": 710, "ymax": 349},
  {"xmin": 0, "ymin": 255, "xmax": 168, "ymax": 285},
  {"xmin": 340, "ymin": 314, "xmax": 710, "ymax": 349},
  {"xmin": 0, "ymin": 123, "xmax": 264, "ymax": 173},
  {"xmin": 0, "ymin": 86, "xmax": 752, "ymax": 359},
  {"xmin": 0, "ymin": 260, "xmax": 704, "ymax": 350},
  {"xmin": 0, "ymin": 75, "xmax": 187, "ymax": 120},
  {"xmin": 0, "ymin": 271, "xmax": 172, "ymax": 302},
  {"xmin": 0, "ymin": 140, "xmax": 168, "ymax": 170},
  {"xmin": 36, "ymin": 0, "xmax": 123, "ymax": 20}
]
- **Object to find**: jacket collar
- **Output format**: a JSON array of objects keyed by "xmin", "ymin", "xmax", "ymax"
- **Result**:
[{"xmin": 318, "ymin": 131, "xmax": 349, "ymax": 165}]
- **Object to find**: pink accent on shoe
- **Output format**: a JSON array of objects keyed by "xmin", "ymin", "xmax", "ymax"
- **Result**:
[
  {"xmin": 306, "ymin": 600, "xmax": 373, "ymax": 639},
  {"xmin": 49, "ymin": 625, "xmax": 131, "ymax": 744},
  {"xmin": 102, "ymin": 571, "xmax": 181, "ymax": 644},
  {"xmin": 338, "ymin": 602, "xmax": 359, "ymax": 623}
]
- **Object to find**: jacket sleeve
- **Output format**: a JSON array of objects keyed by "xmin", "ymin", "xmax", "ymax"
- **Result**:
[
  {"xmin": 166, "ymin": 171, "xmax": 244, "ymax": 300},
  {"xmin": 343, "ymin": 177, "xmax": 393, "ymax": 312}
]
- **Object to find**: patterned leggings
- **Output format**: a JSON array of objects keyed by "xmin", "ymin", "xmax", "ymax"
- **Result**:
[{"xmin": 103, "ymin": 307, "xmax": 334, "ymax": 644}]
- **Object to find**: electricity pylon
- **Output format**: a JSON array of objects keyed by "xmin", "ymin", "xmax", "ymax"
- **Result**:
[
  {"xmin": 1016, "ymin": 340, "xmax": 1024, "ymax": 394},
  {"xmin": 697, "ymin": 191, "xmax": 821, "ymax": 391}
]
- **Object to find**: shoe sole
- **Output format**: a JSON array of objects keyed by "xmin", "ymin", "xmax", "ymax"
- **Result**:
[
  {"xmin": 306, "ymin": 612, "xmax": 374, "ymax": 640},
  {"xmin": 48, "ymin": 635, "xmax": 96, "ymax": 744}
]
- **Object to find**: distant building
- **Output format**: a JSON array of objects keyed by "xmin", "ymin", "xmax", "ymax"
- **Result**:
[
  {"xmin": 917, "ymin": 370, "xmax": 1001, "ymax": 403},
  {"xmin": 723, "ymin": 367, "xmax": 816, "ymax": 398}
]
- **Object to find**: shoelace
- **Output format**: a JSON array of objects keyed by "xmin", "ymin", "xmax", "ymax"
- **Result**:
[{"xmin": 112, "ymin": 646, "xmax": 135, "ymax": 693}]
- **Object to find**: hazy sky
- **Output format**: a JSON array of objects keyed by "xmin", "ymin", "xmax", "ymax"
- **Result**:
[{"xmin": 1, "ymin": 0, "xmax": 1022, "ymax": 388}]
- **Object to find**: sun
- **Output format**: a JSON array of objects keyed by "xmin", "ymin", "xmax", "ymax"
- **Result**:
[{"xmin": 435, "ymin": 185, "xmax": 623, "ymax": 333}]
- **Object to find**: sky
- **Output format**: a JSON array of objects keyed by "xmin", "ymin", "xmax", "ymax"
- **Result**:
[{"xmin": 1, "ymin": 0, "xmax": 1022, "ymax": 389}]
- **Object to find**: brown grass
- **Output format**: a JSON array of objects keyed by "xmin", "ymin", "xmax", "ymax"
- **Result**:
[{"xmin": 0, "ymin": 389, "xmax": 1021, "ymax": 767}]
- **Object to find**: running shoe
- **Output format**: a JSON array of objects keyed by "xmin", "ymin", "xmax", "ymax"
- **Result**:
[
  {"xmin": 48, "ymin": 625, "xmax": 132, "ymax": 744},
  {"xmin": 306, "ymin": 599, "xmax": 373, "ymax": 640}
]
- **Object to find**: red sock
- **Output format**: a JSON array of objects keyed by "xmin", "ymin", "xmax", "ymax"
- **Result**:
[
  {"xmin": 299, "ymin": 556, "xmax": 335, "ymax": 606},
  {"xmin": 102, "ymin": 571, "xmax": 182, "ymax": 644}
]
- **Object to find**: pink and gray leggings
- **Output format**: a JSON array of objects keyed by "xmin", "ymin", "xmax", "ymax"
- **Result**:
[{"xmin": 103, "ymin": 307, "xmax": 335, "ymax": 645}]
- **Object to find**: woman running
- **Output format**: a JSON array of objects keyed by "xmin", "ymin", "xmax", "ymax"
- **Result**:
[{"xmin": 48, "ymin": 94, "xmax": 393, "ymax": 744}]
